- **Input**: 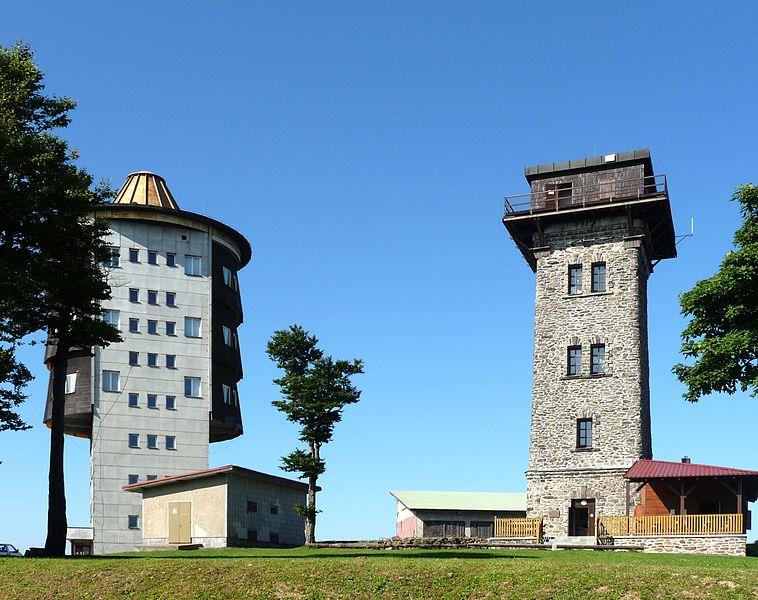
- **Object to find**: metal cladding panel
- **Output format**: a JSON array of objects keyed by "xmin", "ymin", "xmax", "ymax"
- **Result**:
[{"xmin": 626, "ymin": 459, "xmax": 758, "ymax": 480}]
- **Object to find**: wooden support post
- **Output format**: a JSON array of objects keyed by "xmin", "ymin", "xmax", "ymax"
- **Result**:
[
  {"xmin": 679, "ymin": 480, "xmax": 686, "ymax": 516},
  {"xmin": 737, "ymin": 479, "xmax": 743, "ymax": 531},
  {"xmin": 625, "ymin": 480, "xmax": 631, "ymax": 516}
]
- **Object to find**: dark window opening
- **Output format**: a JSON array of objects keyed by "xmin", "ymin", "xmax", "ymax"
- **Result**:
[
  {"xmin": 567, "ymin": 346, "xmax": 582, "ymax": 376},
  {"xmin": 270, "ymin": 505, "xmax": 278, "ymax": 515},
  {"xmin": 568, "ymin": 265, "xmax": 582, "ymax": 295},
  {"xmin": 247, "ymin": 529, "xmax": 257, "ymax": 544},
  {"xmin": 591, "ymin": 262, "xmax": 606, "ymax": 292},
  {"xmin": 590, "ymin": 344, "xmax": 605, "ymax": 375},
  {"xmin": 247, "ymin": 501, "xmax": 257, "ymax": 513},
  {"xmin": 269, "ymin": 532, "xmax": 279, "ymax": 544},
  {"xmin": 577, "ymin": 418, "xmax": 593, "ymax": 449}
]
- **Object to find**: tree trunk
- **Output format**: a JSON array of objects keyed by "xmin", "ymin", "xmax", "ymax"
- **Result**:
[
  {"xmin": 305, "ymin": 442, "xmax": 319, "ymax": 544},
  {"xmin": 44, "ymin": 340, "xmax": 69, "ymax": 557}
]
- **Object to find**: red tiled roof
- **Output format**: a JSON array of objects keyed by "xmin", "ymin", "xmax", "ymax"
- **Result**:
[{"xmin": 625, "ymin": 459, "xmax": 758, "ymax": 480}]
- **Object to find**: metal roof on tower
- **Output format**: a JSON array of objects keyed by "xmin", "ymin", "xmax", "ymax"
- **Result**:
[{"xmin": 114, "ymin": 171, "xmax": 179, "ymax": 210}]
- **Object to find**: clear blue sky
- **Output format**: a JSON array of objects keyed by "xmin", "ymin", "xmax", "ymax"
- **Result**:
[{"xmin": 1, "ymin": 2, "xmax": 756, "ymax": 550}]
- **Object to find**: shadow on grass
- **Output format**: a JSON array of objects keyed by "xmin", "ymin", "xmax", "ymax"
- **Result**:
[{"xmin": 84, "ymin": 551, "xmax": 538, "ymax": 561}]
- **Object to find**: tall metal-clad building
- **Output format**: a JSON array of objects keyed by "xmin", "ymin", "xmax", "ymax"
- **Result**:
[{"xmin": 44, "ymin": 172, "xmax": 251, "ymax": 554}]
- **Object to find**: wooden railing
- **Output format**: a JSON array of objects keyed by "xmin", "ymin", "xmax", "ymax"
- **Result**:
[
  {"xmin": 493, "ymin": 517, "xmax": 543, "ymax": 540},
  {"xmin": 597, "ymin": 514, "xmax": 743, "ymax": 537}
]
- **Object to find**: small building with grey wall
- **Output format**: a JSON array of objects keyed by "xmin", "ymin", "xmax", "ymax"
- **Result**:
[{"xmin": 125, "ymin": 465, "xmax": 309, "ymax": 547}]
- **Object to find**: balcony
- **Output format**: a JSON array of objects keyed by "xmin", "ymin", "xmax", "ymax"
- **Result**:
[{"xmin": 504, "ymin": 174, "xmax": 668, "ymax": 218}]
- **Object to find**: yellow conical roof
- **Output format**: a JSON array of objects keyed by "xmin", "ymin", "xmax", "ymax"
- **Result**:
[{"xmin": 114, "ymin": 171, "xmax": 179, "ymax": 210}]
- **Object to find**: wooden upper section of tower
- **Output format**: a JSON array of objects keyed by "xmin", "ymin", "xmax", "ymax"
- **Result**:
[{"xmin": 502, "ymin": 148, "xmax": 676, "ymax": 271}]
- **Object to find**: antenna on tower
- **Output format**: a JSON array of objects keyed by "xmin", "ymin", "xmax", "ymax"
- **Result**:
[{"xmin": 675, "ymin": 217, "xmax": 694, "ymax": 246}]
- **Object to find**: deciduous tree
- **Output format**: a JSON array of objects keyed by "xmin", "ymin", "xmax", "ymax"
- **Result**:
[
  {"xmin": 267, "ymin": 325, "xmax": 363, "ymax": 544},
  {"xmin": 673, "ymin": 184, "xmax": 758, "ymax": 402}
]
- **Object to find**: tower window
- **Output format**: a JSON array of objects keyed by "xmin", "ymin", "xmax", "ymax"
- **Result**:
[
  {"xmin": 185, "ymin": 377, "xmax": 201, "ymax": 397},
  {"xmin": 128, "ymin": 474, "xmax": 139, "ymax": 485},
  {"xmin": 128, "ymin": 392, "xmax": 139, "ymax": 407},
  {"xmin": 129, "ymin": 288, "xmax": 139, "ymax": 303},
  {"xmin": 147, "ymin": 434, "xmax": 157, "ymax": 449},
  {"xmin": 104, "ymin": 247, "xmax": 120, "ymax": 268},
  {"xmin": 147, "ymin": 353, "xmax": 158, "ymax": 367},
  {"xmin": 184, "ymin": 317, "xmax": 201, "ymax": 338},
  {"xmin": 65, "ymin": 373, "xmax": 77, "ymax": 395},
  {"xmin": 166, "ymin": 354, "xmax": 176, "ymax": 369},
  {"xmin": 591, "ymin": 344, "xmax": 606, "ymax": 375},
  {"xmin": 167, "ymin": 253, "xmax": 176, "ymax": 267},
  {"xmin": 247, "ymin": 501, "xmax": 258, "ymax": 513},
  {"xmin": 129, "ymin": 248, "xmax": 139, "ymax": 263},
  {"xmin": 568, "ymin": 265, "xmax": 582, "ymax": 295},
  {"xmin": 103, "ymin": 370, "xmax": 120, "ymax": 392},
  {"xmin": 147, "ymin": 290, "xmax": 158, "ymax": 305},
  {"xmin": 147, "ymin": 394, "xmax": 157, "ymax": 409},
  {"xmin": 223, "ymin": 325, "xmax": 238, "ymax": 349},
  {"xmin": 129, "ymin": 351, "xmax": 139, "ymax": 366},
  {"xmin": 128, "ymin": 433, "xmax": 139, "ymax": 448},
  {"xmin": 129, "ymin": 318, "xmax": 139, "ymax": 333},
  {"xmin": 577, "ymin": 418, "xmax": 593, "ymax": 449},
  {"xmin": 103, "ymin": 309, "xmax": 120, "ymax": 329},
  {"xmin": 270, "ymin": 504, "xmax": 278, "ymax": 515},
  {"xmin": 166, "ymin": 292, "xmax": 176, "ymax": 307},
  {"xmin": 166, "ymin": 395, "xmax": 176, "ymax": 410},
  {"xmin": 165, "ymin": 436, "xmax": 176, "ymax": 450},
  {"xmin": 146, "ymin": 475, "xmax": 158, "ymax": 481},
  {"xmin": 147, "ymin": 250, "xmax": 158, "ymax": 265},
  {"xmin": 147, "ymin": 320, "xmax": 158, "ymax": 334},
  {"xmin": 591, "ymin": 262, "xmax": 606, "ymax": 292},
  {"xmin": 567, "ymin": 346, "xmax": 582, "ymax": 376},
  {"xmin": 127, "ymin": 515, "xmax": 139, "ymax": 529},
  {"xmin": 223, "ymin": 266, "xmax": 239, "ymax": 291},
  {"xmin": 184, "ymin": 255, "xmax": 202, "ymax": 276},
  {"xmin": 166, "ymin": 321, "xmax": 176, "ymax": 336}
]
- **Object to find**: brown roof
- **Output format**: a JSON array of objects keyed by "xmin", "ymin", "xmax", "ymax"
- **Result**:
[
  {"xmin": 114, "ymin": 171, "xmax": 179, "ymax": 210},
  {"xmin": 122, "ymin": 465, "xmax": 312, "ymax": 492},
  {"xmin": 625, "ymin": 459, "xmax": 758, "ymax": 480}
]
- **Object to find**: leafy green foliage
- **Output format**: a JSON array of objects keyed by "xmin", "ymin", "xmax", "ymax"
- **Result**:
[
  {"xmin": 267, "ymin": 325, "xmax": 363, "ymax": 542},
  {"xmin": 0, "ymin": 42, "xmax": 121, "ymax": 555},
  {"xmin": 0, "ymin": 348, "xmax": 31, "ymax": 432},
  {"xmin": 673, "ymin": 184, "xmax": 758, "ymax": 401}
]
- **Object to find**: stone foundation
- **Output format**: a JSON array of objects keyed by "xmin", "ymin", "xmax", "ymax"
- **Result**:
[{"xmin": 613, "ymin": 535, "xmax": 746, "ymax": 556}]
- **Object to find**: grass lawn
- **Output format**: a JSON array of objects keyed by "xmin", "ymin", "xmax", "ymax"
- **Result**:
[{"xmin": 0, "ymin": 546, "xmax": 756, "ymax": 599}]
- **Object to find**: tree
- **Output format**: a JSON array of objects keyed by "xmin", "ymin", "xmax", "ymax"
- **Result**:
[
  {"xmin": 0, "ymin": 43, "xmax": 120, "ymax": 555},
  {"xmin": 0, "ymin": 348, "xmax": 31, "ymax": 433},
  {"xmin": 673, "ymin": 184, "xmax": 758, "ymax": 402},
  {"xmin": 267, "ymin": 325, "xmax": 363, "ymax": 544}
]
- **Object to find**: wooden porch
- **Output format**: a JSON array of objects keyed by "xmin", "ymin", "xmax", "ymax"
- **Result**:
[
  {"xmin": 493, "ymin": 517, "xmax": 543, "ymax": 540},
  {"xmin": 597, "ymin": 513, "xmax": 744, "ymax": 537}
]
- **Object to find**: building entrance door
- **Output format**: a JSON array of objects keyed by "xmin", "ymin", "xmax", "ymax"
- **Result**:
[
  {"xmin": 569, "ymin": 499, "xmax": 595, "ymax": 536},
  {"xmin": 168, "ymin": 502, "xmax": 191, "ymax": 544}
]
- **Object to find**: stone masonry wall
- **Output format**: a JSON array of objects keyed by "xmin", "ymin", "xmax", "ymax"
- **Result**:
[
  {"xmin": 526, "ymin": 215, "xmax": 652, "ymax": 536},
  {"xmin": 613, "ymin": 535, "xmax": 746, "ymax": 557}
]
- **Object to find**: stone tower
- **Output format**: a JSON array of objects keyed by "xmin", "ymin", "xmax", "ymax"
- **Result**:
[
  {"xmin": 502, "ymin": 149, "xmax": 676, "ymax": 538},
  {"xmin": 44, "ymin": 172, "xmax": 251, "ymax": 554}
]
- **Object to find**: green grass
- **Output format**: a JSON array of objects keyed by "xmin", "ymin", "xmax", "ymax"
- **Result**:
[{"xmin": 0, "ymin": 546, "xmax": 756, "ymax": 599}]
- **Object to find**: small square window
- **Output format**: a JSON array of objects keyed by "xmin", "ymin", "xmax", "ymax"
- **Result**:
[
  {"xmin": 184, "ymin": 255, "xmax": 202, "ymax": 276},
  {"xmin": 146, "ymin": 474, "xmax": 158, "ymax": 481},
  {"xmin": 167, "ymin": 253, "xmax": 176, "ymax": 267},
  {"xmin": 165, "ymin": 436, "xmax": 176, "ymax": 450},
  {"xmin": 129, "ymin": 351, "xmax": 139, "ymax": 366},
  {"xmin": 129, "ymin": 318, "xmax": 139, "ymax": 333},
  {"xmin": 147, "ymin": 353, "xmax": 157, "ymax": 367},
  {"xmin": 129, "ymin": 288, "xmax": 139, "ymax": 303},
  {"xmin": 269, "ymin": 504, "xmax": 278, "ymax": 515},
  {"xmin": 103, "ymin": 309, "xmax": 120, "ymax": 329},
  {"xmin": 577, "ymin": 418, "xmax": 593, "ymax": 449},
  {"xmin": 592, "ymin": 263, "xmax": 606, "ymax": 293},
  {"xmin": 128, "ymin": 392, "xmax": 139, "ymax": 408},
  {"xmin": 591, "ymin": 344, "xmax": 606, "ymax": 375},
  {"xmin": 129, "ymin": 248, "xmax": 139, "ymax": 263},
  {"xmin": 185, "ymin": 377, "xmax": 201, "ymax": 397},
  {"xmin": 568, "ymin": 265, "xmax": 583, "ymax": 295},
  {"xmin": 147, "ymin": 290, "xmax": 158, "ymax": 305},
  {"xmin": 103, "ymin": 370, "xmax": 120, "ymax": 392},
  {"xmin": 166, "ymin": 396, "xmax": 176, "ymax": 410},
  {"xmin": 166, "ymin": 292, "xmax": 176, "ymax": 307},
  {"xmin": 128, "ymin": 433, "xmax": 139, "ymax": 448},
  {"xmin": 166, "ymin": 354, "xmax": 176, "ymax": 369},
  {"xmin": 128, "ymin": 474, "xmax": 139, "ymax": 485},
  {"xmin": 567, "ymin": 346, "xmax": 582, "ymax": 376},
  {"xmin": 247, "ymin": 501, "xmax": 258, "ymax": 513},
  {"xmin": 147, "ymin": 320, "xmax": 158, "ymax": 335},
  {"xmin": 147, "ymin": 250, "xmax": 157, "ymax": 265},
  {"xmin": 166, "ymin": 321, "xmax": 176, "ymax": 336},
  {"xmin": 128, "ymin": 515, "xmax": 139, "ymax": 529},
  {"xmin": 147, "ymin": 434, "xmax": 157, "ymax": 449},
  {"xmin": 147, "ymin": 394, "xmax": 157, "ymax": 409}
]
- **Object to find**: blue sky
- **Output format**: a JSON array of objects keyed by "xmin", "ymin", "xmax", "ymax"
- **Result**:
[{"xmin": 1, "ymin": 2, "xmax": 757, "ymax": 550}]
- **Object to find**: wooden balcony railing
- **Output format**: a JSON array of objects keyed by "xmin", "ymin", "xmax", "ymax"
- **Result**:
[
  {"xmin": 597, "ymin": 513, "xmax": 743, "ymax": 537},
  {"xmin": 493, "ymin": 517, "xmax": 543, "ymax": 540}
]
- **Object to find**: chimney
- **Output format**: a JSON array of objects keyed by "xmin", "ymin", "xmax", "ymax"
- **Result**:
[{"xmin": 681, "ymin": 456, "xmax": 691, "ymax": 464}]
